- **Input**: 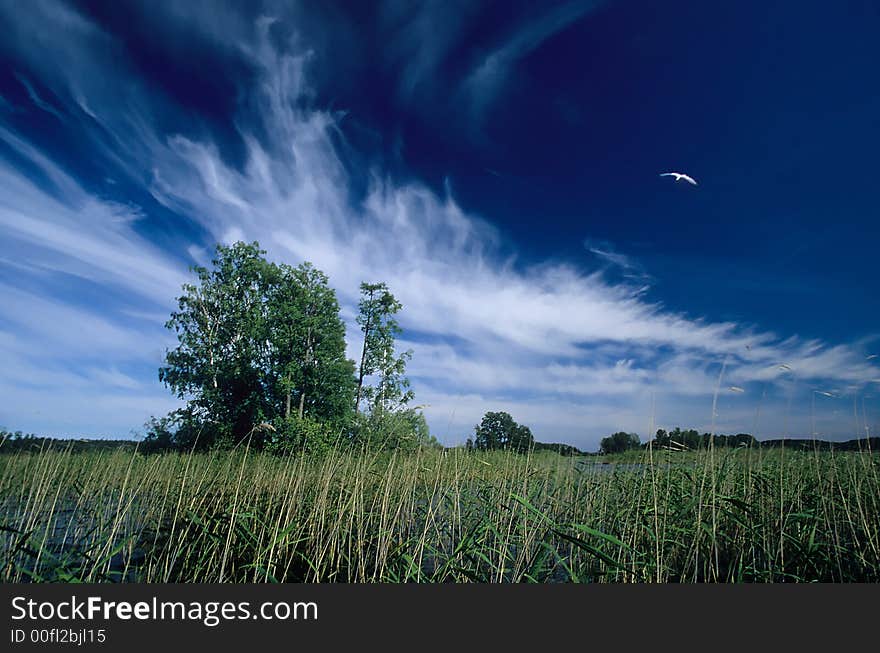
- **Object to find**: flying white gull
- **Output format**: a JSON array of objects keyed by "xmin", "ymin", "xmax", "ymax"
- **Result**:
[{"xmin": 660, "ymin": 172, "xmax": 698, "ymax": 185}]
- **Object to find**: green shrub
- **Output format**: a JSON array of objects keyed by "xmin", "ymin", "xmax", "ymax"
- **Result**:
[
  {"xmin": 267, "ymin": 415, "xmax": 342, "ymax": 456},
  {"xmin": 350, "ymin": 408, "xmax": 439, "ymax": 451}
]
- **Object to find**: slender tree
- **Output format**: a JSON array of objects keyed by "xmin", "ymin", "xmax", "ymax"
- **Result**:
[{"xmin": 354, "ymin": 282, "xmax": 412, "ymax": 414}]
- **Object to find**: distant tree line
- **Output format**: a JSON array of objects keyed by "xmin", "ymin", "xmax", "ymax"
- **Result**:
[
  {"xmin": 143, "ymin": 241, "xmax": 440, "ymax": 455},
  {"xmin": 0, "ymin": 430, "xmax": 138, "ymax": 454},
  {"xmin": 650, "ymin": 428, "xmax": 758, "ymax": 450},
  {"xmin": 755, "ymin": 437, "xmax": 880, "ymax": 452},
  {"xmin": 594, "ymin": 428, "xmax": 880, "ymax": 455},
  {"xmin": 598, "ymin": 429, "xmax": 760, "ymax": 454},
  {"xmin": 531, "ymin": 441, "xmax": 585, "ymax": 456}
]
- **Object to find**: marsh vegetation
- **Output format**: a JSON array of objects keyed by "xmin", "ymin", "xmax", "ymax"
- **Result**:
[{"xmin": 2, "ymin": 443, "xmax": 878, "ymax": 583}]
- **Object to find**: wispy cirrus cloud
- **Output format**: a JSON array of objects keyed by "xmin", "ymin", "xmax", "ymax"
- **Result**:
[
  {"xmin": 461, "ymin": 0, "xmax": 604, "ymax": 124},
  {"xmin": 583, "ymin": 238, "xmax": 654, "ymax": 287},
  {"xmin": 0, "ymin": 1, "xmax": 877, "ymax": 445},
  {"xmin": 0, "ymin": 128, "xmax": 189, "ymax": 306},
  {"xmin": 378, "ymin": 0, "xmax": 481, "ymax": 106},
  {"xmin": 13, "ymin": 72, "xmax": 66, "ymax": 121}
]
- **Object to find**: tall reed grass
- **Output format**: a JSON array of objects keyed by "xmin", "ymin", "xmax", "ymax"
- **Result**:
[{"xmin": 1, "ymin": 443, "xmax": 878, "ymax": 582}]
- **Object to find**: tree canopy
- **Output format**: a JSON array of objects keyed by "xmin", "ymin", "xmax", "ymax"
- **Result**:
[
  {"xmin": 354, "ymin": 282, "xmax": 413, "ymax": 415},
  {"xmin": 268, "ymin": 261, "xmax": 356, "ymax": 424},
  {"xmin": 153, "ymin": 242, "xmax": 423, "ymax": 452},
  {"xmin": 159, "ymin": 242, "xmax": 278, "ymax": 446},
  {"xmin": 599, "ymin": 432, "xmax": 641, "ymax": 454},
  {"xmin": 471, "ymin": 411, "xmax": 535, "ymax": 452}
]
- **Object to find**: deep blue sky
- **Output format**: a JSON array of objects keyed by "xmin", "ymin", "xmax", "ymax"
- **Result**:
[
  {"xmin": 316, "ymin": 0, "xmax": 880, "ymax": 343},
  {"xmin": 1, "ymin": 0, "xmax": 878, "ymax": 447}
]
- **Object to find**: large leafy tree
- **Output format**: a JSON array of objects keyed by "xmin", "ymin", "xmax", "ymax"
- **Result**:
[
  {"xmin": 159, "ymin": 242, "xmax": 356, "ymax": 448},
  {"xmin": 354, "ymin": 282, "xmax": 413, "ymax": 415},
  {"xmin": 473, "ymin": 411, "xmax": 535, "ymax": 452},
  {"xmin": 268, "ymin": 262, "xmax": 356, "ymax": 423},
  {"xmin": 160, "ymin": 242, "xmax": 275, "ymax": 445}
]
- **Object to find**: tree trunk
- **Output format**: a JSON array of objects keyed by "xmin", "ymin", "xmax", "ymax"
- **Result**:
[
  {"xmin": 285, "ymin": 389, "xmax": 291, "ymax": 419},
  {"xmin": 299, "ymin": 326, "xmax": 312, "ymax": 420},
  {"xmin": 355, "ymin": 287, "xmax": 377, "ymax": 415},
  {"xmin": 355, "ymin": 322, "xmax": 371, "ymax": 415}
]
